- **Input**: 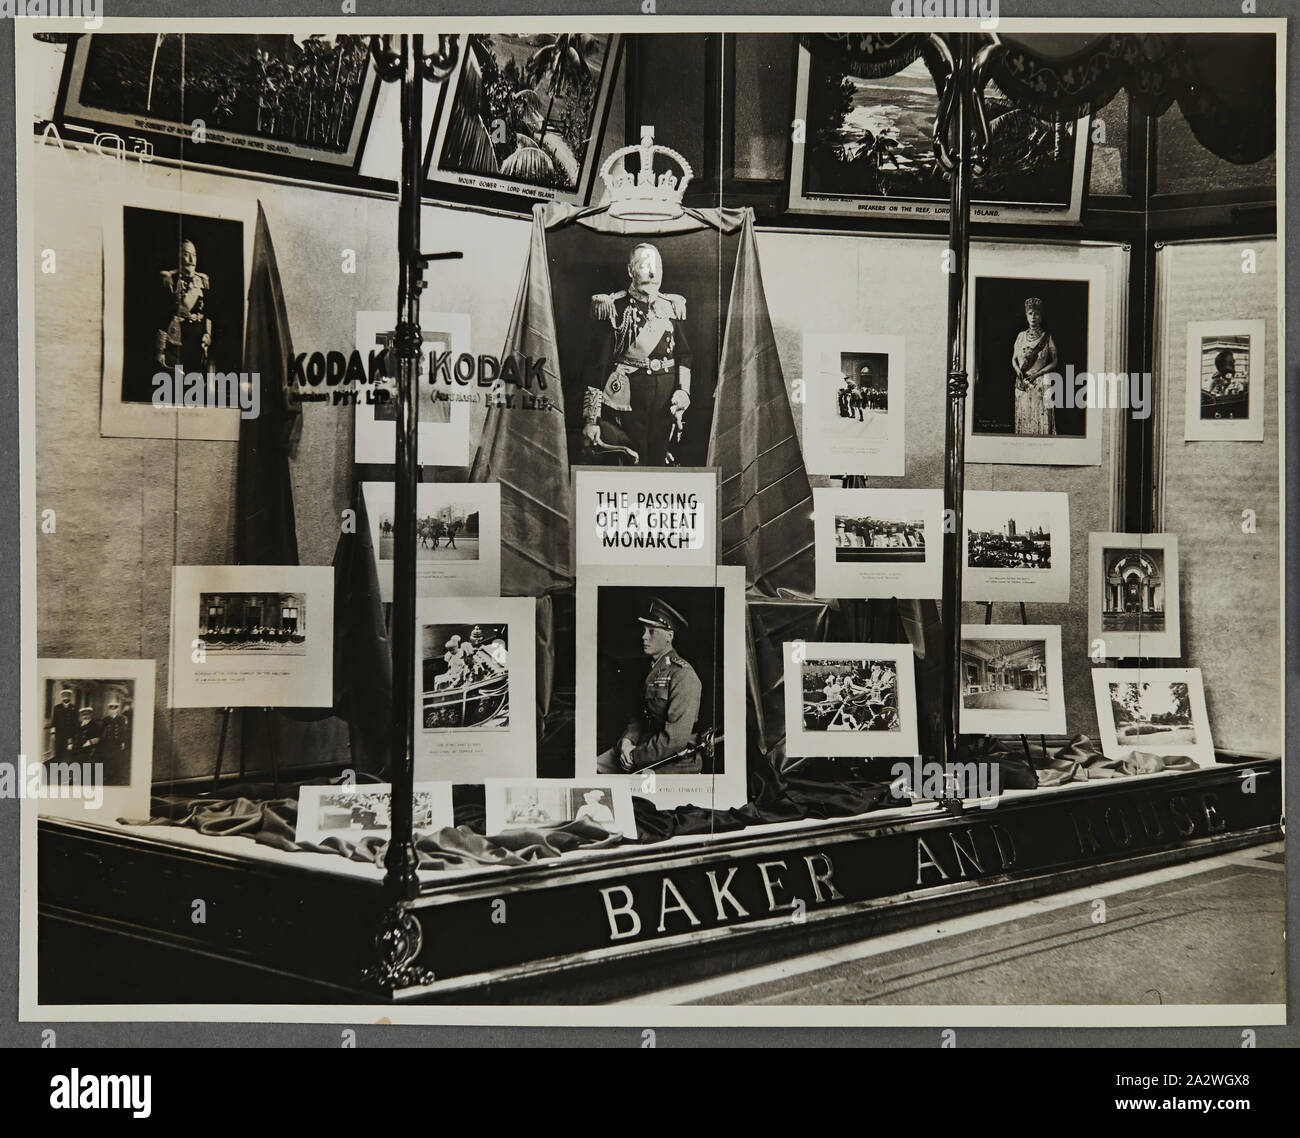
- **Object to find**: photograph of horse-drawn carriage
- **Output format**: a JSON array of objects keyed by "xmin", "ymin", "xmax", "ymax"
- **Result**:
[
  {"xmin": 801, "ymin": 658, "xmax": 901, "ymax": 734},
  {"xmin": 420, "ymin": 621, "xmax": 511, "ymax": 730}
]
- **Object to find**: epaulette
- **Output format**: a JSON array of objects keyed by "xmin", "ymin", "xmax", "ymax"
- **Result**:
[
  {"xmin": 661, "ymin": 293, "xmax": 686, "ymax": 320},
  {"xmin": 195, "ymin": 271, "xmax": 210, "ymax": 289},
  {"xmin": 590, "ymin": 290, "xmax": 626, "ymax": 323}
]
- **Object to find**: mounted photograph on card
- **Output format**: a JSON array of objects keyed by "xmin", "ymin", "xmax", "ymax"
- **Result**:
[
  {"xmin": 362, "ymin": 481, "xmax": 500, "ymax": 601},
  {"xmin": 784, "ymin": 642, "xmax": 918, "ymax": 759},
  {"xmin": 814, "ymin": 487, "xmax": 942, "ymax": 599},
  {"xmin": 962, "ymin": 490, "xmax": 1070, "ymax": 602},
  {"xmin": 789, "ymin": 48, "xmax": 1088, "ymax": 223},
  {"xmin": 35, "ymin": 659, "xmax": 155, "ymax": 822},
  {"xmin": 572, "ymin": 467, "xmax": 718, "ymax": 567},
  {"xmin": 169, "ymin": 566, "xmax": 334, "ymax": 708},
  {"xmin": 425, "ymin": 33, "xmax": 621, "ymax": 205},
  {"xmin": 101, "ymin": 189, "xmax": 257, "ymax": 440},
  {"xmin": 801, "ymin": 333, "xmax": 905, "ymax": 476},
  {"xmin": 413, "ymin": 596, "xmax": 536, "ymax": 782},
  {"xmin": 959, "ymin": 625, "xmax": 1066, "ymax": 735},
  {"xmin": 294, "ymin": 783, "xmax": 454, "ymax": 847},
  {"xmin": 484, "ymin": 779, "xmax": 636, "ymax": 840},
  {"xmin": 966, "ymin": 262, "xmax": 1107, "ymax": 465},
  {"xmin": 576, "ymin": 566, "xmax": 746, "ymax": 811},
  {"xmin": 1092, "ymin": 669, "xmax": 1214, "ymax": 767},
  {"xmin": 1184, "ymin": 319, "xmax": 1265, "ymax": 441},
  {"xmin": 1089, "ymin": 533, "xmax": 1181, "ymax": 660},
  {"xmin": 354, "ymin": 311, "xmax": 471, "ymax": 467}
]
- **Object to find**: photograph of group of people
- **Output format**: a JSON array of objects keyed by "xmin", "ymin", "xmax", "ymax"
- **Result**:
[
  {"xmin": 421, "ymin": 621, "xmax": 511, "ymax": 730},
  {"xmin": 41, "ymin": 678, "xmax": 135, "ymax": 785},
  {"xmin": 833, "ymin": 513, "xmax": 925, "ymax": 563},
  {"xmin": 800, "ymin": 659, "xmax": 901, "ymax": 734}
]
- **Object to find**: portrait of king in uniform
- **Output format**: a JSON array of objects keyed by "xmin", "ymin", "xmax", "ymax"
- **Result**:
[
  {"xmin": 155, "ymin": 238, "xmax": 213, "ymax": 373},
  {"xmin": 581, "ymin": 242, "xmax": 693, "ymax": 466}
]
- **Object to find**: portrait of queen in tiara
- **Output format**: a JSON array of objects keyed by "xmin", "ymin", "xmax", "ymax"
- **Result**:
[{"xmin": 1010, "ymin": 295, "xmax": 1059, "ymax": 438}]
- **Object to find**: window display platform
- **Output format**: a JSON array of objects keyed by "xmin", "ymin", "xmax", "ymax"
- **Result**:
[{"xmin": 37, "ymin": 756, "xmax": 1280, "ymax": 1007}]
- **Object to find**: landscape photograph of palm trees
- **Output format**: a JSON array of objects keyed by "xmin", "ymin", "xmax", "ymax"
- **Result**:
[
  {"xmin": 429, "ymin": 33, "xmax": 619, "ymax": 202},
  {"xmin": 59, "ymin": 33, "xmax": 378, "ymax": 167}
]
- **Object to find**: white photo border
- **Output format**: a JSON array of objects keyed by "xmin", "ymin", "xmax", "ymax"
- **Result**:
[
  {"xmin": 801, "ymin": 332, "xmax": 906, "ymax": 476},
  {"xmin": 958, "ymin": 623, "xmax": 1067, "ymax": 736},
  {"xmin": 1091, "ymin": 667, "xmax": 1215, "ymax": 768},
  {"xmin": 1183, "ymin": 318, "xmax": 1266, "ymax": 442},
  {"xmin": 814, "ymin": 487, "xmax": 943, "ymax": 599},
  {"xmin": 1088, "ymin": 532, "xmax": 1182, "ymax": 660}
]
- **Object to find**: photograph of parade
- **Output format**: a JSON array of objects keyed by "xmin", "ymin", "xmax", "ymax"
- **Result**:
[
  {"xmin": 1106, "ymin": 679, "xmax": 1199, "ymax": 746},
  {"xmin": 197, "ymin": 591, "xmax": 308, "ymax": 655},
  {"xmin": 800, "ymin": 659, "xmax": 901, "ymax": 733},
  {"xmin": 378, "ymin": 505, "xmax": 480, "ymax": 562},
  {"xmin": 960, "ymin": 638, "xmax": 1050, "ymax": 711},
  {"xmin": 420, "ymin": 621, "xmax": 511, "ymax": 730},
  {"xmin": 1101, "ymin": 547, "xmax": 1167, "ymax": 633},
  {"xmin": 1198, "ymin": 333, "xmax": 1251, "ymax": 420},
  {"xmin": 967, "ymin": 509, "xmax": 1053, "ymax": 569},
  {"xmin": 41, "ymin": 677, "xmax": 135, "ymax": 785},
  {"xmin": 834, "ymin": 512, "xmax": 925, "ymax": 563}
]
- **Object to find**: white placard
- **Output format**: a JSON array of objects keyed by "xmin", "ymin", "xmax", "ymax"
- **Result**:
[
  {"xmin": 814, "ymin": 487, "xmax": 943, "ymax": 599},
  {"xmin": 294, "ymin": 782, "xmax": 455, "ymax": 846},
  {"xmin": 484, "ymin": 778, "xmax": 637, "ymax": 840},
  {"xmin": 573, "ymin": 467, "xmax": 718, "ymax": 567},
  {"xmin": 801, "ymin": 333, "xmax": 905, "ymax": 476},
  {"xmin": 1088, "ymin": 533, "xmax": 1182, "ymax": 660},
  {"xmin": 1092, "ymin": 667, "xmax": 1214, "ymax": 768},
  {"xmin": 959, "ymin": 624, "xmax": 1066, "ymax": 736},
  {"xmin": 962, "ymin": 490, "xmax": 1071, "ymax": 603},
  {"xmin": 1183, "ymin": 319, "xmax": 1266, "ymax": 442}
]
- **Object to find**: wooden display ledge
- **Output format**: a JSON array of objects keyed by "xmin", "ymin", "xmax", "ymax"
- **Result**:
[{"xmin": 36, "ymin": 756, "xmax": 1281, "ymax": 1007}]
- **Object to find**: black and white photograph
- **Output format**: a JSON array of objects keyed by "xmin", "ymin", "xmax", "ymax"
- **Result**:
[
  {"xmin": 789, "ymin": 48, "xmax": 1089, "ymax": 223},
  {"xmin": 1184, "ymin": 319, "xmax": 1266, "ymax": 441},
  {"xmin": 965, "ymin": 261, "xmax": 1108, "ymax": 465},
  {"xmin": 1088, "ymin": 533, "xmax": 1182, "ymax": 659},
  {"xmin": 1092, "ymin": 668, "xmax": 1214, "ymax": 767},
  {"xmin": 101, "ymin": 189, "xmax": 257, "ymax": 440},
  {"xmin": 294, "ymin": 783, "xmax": 454, "ymax": 846},
  {"xmin": 576, "ymin": 566, "xmax": 746, "ymax": 810},
  {"xmin": 801, "ymin": 333, "xmax": 905, "ymax": 476},
  {"xmin": 354, "ymin": 310, "xmax": 471, "ymax": 467},
  {"xmin": 959, "ymin": 625, "xmax": 1066, "ymax": 735},
  {"xmin": 425, "ymin": 33, "xmax": 620, "ymax": 204},
  {"xmin": 168, "ymin": 566, "xmax": 334, "ymax": 708},
  {"xmin": 962, "ymin": 490, "xmax": 1071, "ymax": 602},
  {"xmin": 363, "ymin": 481, "xmax": 501, "ymax": 600},
  {"xmin": 783, "ymin": 642, "xmax": 919, "ymax": 759},
  {"xmin": 814, "ymin": 488, "xmax": 943, "ymax": 599},
  {"xmin": 35, "ymin": 659, "xmax": 156, "ymax": 821},
  {"xmin": 413, "ymin": 597, "xmax": 536, "ymax": 781},
  {"xmin": 484, "ymin": 779, "xmax": 636, "ymax": 839}
]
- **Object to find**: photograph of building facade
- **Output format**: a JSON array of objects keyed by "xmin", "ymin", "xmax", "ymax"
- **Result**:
[{"xmin": 1101, "ymin": 548, "xmax": 1166, "ymax": 632}]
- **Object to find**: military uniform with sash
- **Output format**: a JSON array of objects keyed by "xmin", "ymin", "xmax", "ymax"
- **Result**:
[{"xmin": 157, "ymin": 267, "xmax": 212, "ymax": 371}]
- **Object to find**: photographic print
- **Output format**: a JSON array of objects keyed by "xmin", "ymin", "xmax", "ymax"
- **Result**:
[
  {"xmin": 353, "ymin": 311, "xmax": 471, "ymax": 467},
  {"xmin": 576, "ymin": 566, "xmax": 746, "ymax": 810},
  {"xmin": 789, "ymin": 48, "xmax": 1089, "ymax": 223},
  {"xmin": 1088, "ymin": 533, "xmax": 1182, "ymax": 659},
  {"xmin": 34, "ymin": 659, "xmax": 155, "ymax": 822},
  {"xmin": 965, "ymin": 261, "xmax": 1108, "ymax": 465},
  {"xmin": 962, "ymin": 490, "xmax": 1071, "ymax": 602},
  {"xmin": 801, "ymin": 333, "xmax": 906, "ymax": 476},
  {"xmin": 1092, "ymin": 668, "xmax": 1214, "ymax": 767},
  {"xmin": 1184, "ymin": 319, "xmax": 1266, "ymax": 441},
  {"xmin": 294, "ymin": 783, "xmax": 454, "ymax": 846},
  {"xmin": 413, "ymin": 596, "xmax": 536, "ymax": 781},
  {"xmin": 168, "ymin": 566, "xmax": 334, "ymax": 708},
  {"xmin": 101, "ymin": 189, "xmax": 257, "ymax": 440},
  {"xmin": 572, "ymin": 467, "xmax": 719, "ymax": 568},
  {"xmin": 959, "ymin": 625, "xmax": 1066, "ymax": 735},
  {"xmin": 814, "ymin": 487, "xmax": 943, "ymax": 599},
  {"xmin": 484, "ymin": 779, "xmax": 636, "ymax": 839},
  {"xmin": 58, "ymin": 33, "xmax": 381, "ymax": 172},
  {"xmin": 362, "ymin": 481, "xmax": 501, "ymax": 601},
  {"xmin": 783, "ymin": 642, "xmax": 919, "ymax": 759},
  {"xmin": 426, "ymin": 33, "xmax": 620, "ymax": 204}
]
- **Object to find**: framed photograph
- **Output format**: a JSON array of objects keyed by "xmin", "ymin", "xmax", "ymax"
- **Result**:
[
  {"xmin": 801, "ymin": 333, "xmax": 905, "ymax": 476},
  {"xmin": 814, "ymin": 487, "xmax": 943, "ymax": 599},
  {"xmin": 576, "ymin": 566, "xmax": 747, "ymax": 811},
  {"xmin": 1184, "ymin": 319, "xmax": 1266, "ymax": 442},
  {"xmin": 962, "ymin": 490, "xmax": 1071, "ymax": 603},
  {"xmin": 34, "ymin": 659, "xmax": 156, "ymax": 822},
  {"xmin": 294, "ymin": 782, "xmax": 454, "ymax": 846},
  {"xmin": 1088, "ymin": 533, "xmax": 1182, "ymax": 660},
  {"xmin": 484, "ymin": 779, "xmax": 636, "ymax": 840},
  {"xmin": 965, "ymin": 261, "xmax": 1108, "ymax": 466},
  {"xmin": 414, "ymin": 596, "xmax": 536, "ymax": 782},
  {"xmin": 788, "ymin": 47, "xmax": 1089, "ymax": 224},
  {"xmin": 101, "ymin": 188, "xmax": 257, "ymax": 441},
  {"xmin": 783, "ymin": 642, "xmax": 919, "ymax": 759},
  {"xmin": 57, "ymin": 33, "xmax": 381, "ymax": 176},
  {"xmin": 425, "ymin": 33, "xmax": 621, "ymax": 206},
  {"xmin": 168, "ymin": 566, "xmax": 335, "ymax": 708},
  {"xmin": 354, "ymin": 310, "xmax": 471, "ymax": 467},
  {"xmin": 572, "ymin": 467, "xmax": 719, "ymax": 568},
  {"xmin": 362, "ymin": 481, "xmax": 501, "ymax": 602},
  {"xmin": 959, "ymin": 625, "xmax": 1066, "ymax": 736},
  {"xmin": 1092, "ymin": 668, "xmax": 1214, "ymax": 767}
]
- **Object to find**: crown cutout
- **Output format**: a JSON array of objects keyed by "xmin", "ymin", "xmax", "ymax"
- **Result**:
[{"xmin": 599, "ymin": 126, "xmax": 693, "ymax": 221}]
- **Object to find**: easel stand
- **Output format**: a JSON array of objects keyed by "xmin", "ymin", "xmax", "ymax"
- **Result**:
[{"xmin": 211, "ymin": 707, "xmax": 280, "ymax": 795}]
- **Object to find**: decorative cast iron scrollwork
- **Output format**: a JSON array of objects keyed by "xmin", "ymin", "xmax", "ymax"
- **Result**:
[{"xmin": 364, "ymin": 905, "xmax": 435, "ymax": 992}]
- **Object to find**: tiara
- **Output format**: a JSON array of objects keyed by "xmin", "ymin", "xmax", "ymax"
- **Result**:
[{"xmin": 599, "ymin": 126, "xmax": 693, "ymax": 222}]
